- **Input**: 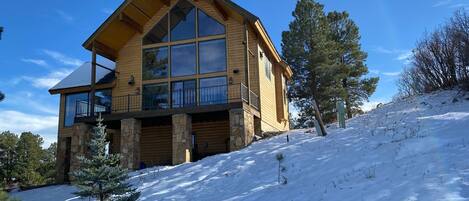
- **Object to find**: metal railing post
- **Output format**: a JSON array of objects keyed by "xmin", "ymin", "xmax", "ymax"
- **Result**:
[{"xmin": 127, "ymin": 94, "xmax": 130, "ymax": 112}]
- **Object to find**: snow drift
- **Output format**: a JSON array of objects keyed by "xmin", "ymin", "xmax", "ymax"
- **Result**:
[{"xmin": 12, "ymin": 90, "xmax": 469, "ymax": 201}]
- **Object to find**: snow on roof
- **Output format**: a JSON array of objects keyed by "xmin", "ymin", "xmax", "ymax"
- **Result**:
[{"xmin": 49, "ymin": 62, "xmax": 115, "ymax": 91}]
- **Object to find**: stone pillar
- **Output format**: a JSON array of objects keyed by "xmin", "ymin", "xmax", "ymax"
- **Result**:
[
  {"xmin": 172, "ymin": 114, "xmax": 192, "ymax": 165},
  {"xmin": 254, "ymin": 117, "xmax": 262, "ymax": 137},
  {"xmin": 229, "ymin": 108, "xmax": 255, "ymax": 151},
  {"xmin": 55, "ymin": 136, "xmax": 67, "ymax": 183},
  {"xmin": 70, "ymin": 123, "xmax": 92, "ymax": 173},
  {"xmin": 120, "ymin": 118, "xmax": 141, "ymax": 170}
]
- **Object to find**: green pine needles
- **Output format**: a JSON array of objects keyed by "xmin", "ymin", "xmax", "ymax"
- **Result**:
[{"xmin": 71, "ymin": 115, "xmax": 140, "ymax": 201}]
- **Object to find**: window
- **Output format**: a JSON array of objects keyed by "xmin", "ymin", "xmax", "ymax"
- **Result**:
[
  {"xmin": 282, "ymin": 75, "xmax": 288, "ymax": 105},
  {"xmin": 171, "ymin": 43, "xmax": 196, "ymax": 77},
  {"xmin": 170, "ymin": 0, "xmax": 196, "ymax": 41},
  {"xmin": 143, "ymin": 14, "xmax": 168, "ymax": 45},
  {"xmin": 172, "ymin": 80, "xmax": 196, "ymax": 108},
  {"xmin": 199, "ymin": 39, "xmax": 227, "ymax": 74},
  {"xmin": 199, "ymin": 77, "xmax": 227, "ymax": 105},
  {"xmin": 64, "ymin": 93, "xmax": 89, "ymax": 127},
  {"xmin": 198, "ymin": 9, "xmax": 225, "ymax": 37},
  {"xmin": 264, "ymin": 56, "xmax": 272, "ymax": 81},
  {"xmin": 143, "ymin": 47, "xmax": 169, "ymax": 80},
  {"xmin": 143, "ymin": 83, "xmax": 169, "ymax": 110},
  {"xmin": 95, "ymin": 90, "xmax": 112, "ymax": 114}
]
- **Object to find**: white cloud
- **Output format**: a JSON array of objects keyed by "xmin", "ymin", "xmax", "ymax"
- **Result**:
[
  {"xmin": 42, "ymin": 49, "xmax": 83, "ymax": 67},
  {"xmin": 382, "ymin": 71, "xmax": 401, "ymax": 76},
  {"xmin": 23, "ymin": 69, "xmax": 73, "ymax": 89},
  {"xmin": 0, "ymin": 110, "xmax": 58, "ymax": 147},
  {"xmin": 369, "ymin": 69, "xmax": 401, "ymax": 77},
  {"xmin": 373, "ymin": 46, "xmax": 412, "ymax": 64},
  {"xmin": 449, "ymin": 3, "xmax": 469, "ymax": 8},
  {"xmin": 21, "ymin": 58, "xmax": 49, "ymax": 68},
  {"xmin": 56, "ymin": 10, "xmax": 74, "ymax": 22},
  {"xmin": 433, "ymin": 0, "xmax": 452, "ymax": 7}
]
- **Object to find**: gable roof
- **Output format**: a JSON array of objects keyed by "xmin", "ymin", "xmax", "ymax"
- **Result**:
[
  {"xmin": 49, "ymin": 62, "xmax": 115, "ymax": 94},
  {"xmin": 82, "ymin": 0, "xmax": 292, "ymax": 77}
]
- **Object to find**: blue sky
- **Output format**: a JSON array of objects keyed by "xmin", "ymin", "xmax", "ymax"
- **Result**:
[{"xmin": 0, "ymin": 0, "xmax": 466, "ymax": 146}]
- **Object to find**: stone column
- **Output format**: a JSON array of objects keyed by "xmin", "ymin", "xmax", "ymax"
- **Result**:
[
  {"xmin": 120, "ymin": 118, "xmax": 141, "ymax": 170},
  {"xmin": 172, "ymin": 114, "xmax": 192, "ymax": 165},
  {"xmin": 70, "ymin": 123, "xmax": 92, "ymax": 173},
  {"xmin": 55, "ymin": 136, "xmax": 67, "ymax": 183},
  {"xmin": 229, "ymin": 108, "xmax": 255, "ymax": 151}
]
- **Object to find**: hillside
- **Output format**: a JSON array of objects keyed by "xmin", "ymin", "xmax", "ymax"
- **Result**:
[{"xmin": 12, "ymin": 90, "xmax": 469, "ymax": 201}]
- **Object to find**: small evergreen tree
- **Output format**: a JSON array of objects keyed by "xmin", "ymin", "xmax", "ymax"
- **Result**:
[{"xmin": 71, "ymin": 116, "xmax": 140, "ymax": 201}]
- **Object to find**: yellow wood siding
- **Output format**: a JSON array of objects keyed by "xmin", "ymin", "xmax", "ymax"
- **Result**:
[{"xmin": 140, "ymin": 125, "xmax": 172, "ymax": 166}]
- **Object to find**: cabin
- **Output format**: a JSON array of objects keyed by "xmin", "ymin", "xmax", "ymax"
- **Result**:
[{"xmin": 49, "ymin": 0, "xmax": 293, "ymax": 183}]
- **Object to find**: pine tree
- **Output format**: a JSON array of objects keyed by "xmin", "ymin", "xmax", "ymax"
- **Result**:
[
  {"xmin": 282, "ymin": 0, "xmax": 378, "ymax": 126},
  {"xmin": 0, "ymin": 132, "xmax": 19, "ymax": 185},
  {"xmin": 0, "ymin": 91, "xmax": 4, "ymax": 102},
  {"xmin": 15, "ymin": 132, "xmax": 44, "ymax": 187},
  {"xmin": 71, "ymin": 116, "xmax": 140, "ymax": 201},
  {"xmin": 327, "ymin": 11, "xmax": 379, "ymax": 118}
]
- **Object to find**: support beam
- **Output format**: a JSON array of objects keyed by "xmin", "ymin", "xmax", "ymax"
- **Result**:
[
  {"xmin": 214, "ymin": 0, "xmax": 229, "ymax": 21},
  {"xmin": 90, "ymin": 47, "xmax": 97, "ymax": 117},
  {"xmin": 93, "ymin": 41, "xmax": 118, "ymax": 61},
  {"xmin": 130, "ymin": 2, "xmax": 151, "ymax": 20},
  {"xmin": 162, "ymin": 0, "xmax": 170, "ymax": 6},
  {"xmin": 119, "ymin": 13, "xmax": 143, "ymax": 33}
]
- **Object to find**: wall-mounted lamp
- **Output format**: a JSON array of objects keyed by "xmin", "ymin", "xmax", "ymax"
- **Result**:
[
  {"xmin": 128, "ymin": 75, "xmax": 135, "ymax": 86},
  {"xmin": 233, "ymin": 69, "xmax": 240, "ymax": 74}
]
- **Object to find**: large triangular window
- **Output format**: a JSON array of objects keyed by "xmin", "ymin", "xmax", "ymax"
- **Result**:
[
  {"xmin": 198, "ymin": 9, "xmax": 225, "ymax": 37},
  {"xmin": 170, "ymin": 0, "xmax": 196, "ymax": 41},
  {"xmin": 143, "ymin": 0, "xmax": 225, "ymax": 45},
  {"xmin": 143, "ymin": 14, "xmax": 168, "ymax": 45}
]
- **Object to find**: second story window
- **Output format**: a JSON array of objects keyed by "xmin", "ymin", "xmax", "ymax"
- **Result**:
[
  {"xmin": 264, "ymin": 56, "xmax": 272, "ymax": 81},
  {"xmin": 64, "ymin": 93, "xmax": 89, "ymax": 127},
  {"xmin": 142, "ymin": 0, "xmax": 227, "ymax": 81},
  {"xmin": 171, "ymin": 43, "xmax": 197, "ymax": 77}
]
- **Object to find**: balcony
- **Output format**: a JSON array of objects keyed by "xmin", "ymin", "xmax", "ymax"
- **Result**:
[{"xmin": 75, "ymin": 84, "xmax": 259, "ymax": 118}]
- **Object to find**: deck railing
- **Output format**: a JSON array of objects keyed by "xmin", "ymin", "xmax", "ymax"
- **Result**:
[{"xmin": 75, "ymin": 84, "xmax": 259, "ymax": 117}]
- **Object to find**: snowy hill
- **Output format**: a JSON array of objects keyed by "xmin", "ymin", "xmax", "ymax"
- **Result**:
[{"xmin": 12, "ymin": 90, "xmax": 469, "ymax": 201}]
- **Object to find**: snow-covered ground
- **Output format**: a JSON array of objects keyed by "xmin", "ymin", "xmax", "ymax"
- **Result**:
[{"xmin": 12, "ymin": 90, "xmax": 469, "ymax": 201}]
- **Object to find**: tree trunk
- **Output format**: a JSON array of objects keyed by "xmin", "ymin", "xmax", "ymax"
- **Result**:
[{"xmin": 342, "ymin": 78, "xmax": 352, "ymax": 119}]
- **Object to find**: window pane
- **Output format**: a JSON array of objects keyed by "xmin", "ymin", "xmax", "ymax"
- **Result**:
[
  {"xmin": 171, "ymin": 43, "xmax": 196, "ymax": 77},
  {"xmin": 170, "ymin": 0, "xmax": 196, "ymax": 41},
  {"xmin": 143, "ymin": 83, "xmax": 169, "ymax": 110},
  {"xmin": 198, "ymin": 9, "xmax": 225, "ymax": 37},
  {"xmin": 199, "ymin": 77, "xmax": 227, "ymax": 105},
  {"xmin": 199, "ymin": 39, "xmax": 226, "ymax": 74},
  {"xmin": 172, "ymin": 80, "xmax": 196, "ymax": 108},
  {"xmin": 65, "ymin": 93, "xmax": 89, "ymax": 127},
  {"xmin": 265, "ymin": 57, "xmax": 272, "ymax": 80},
  {"xmin": 143, "ymin": 47, "xmax": 169, "ymax": 80},
  {"xmin": 143, "ymin": 14, "xmax": 168, "ymax": 45},
  {"xmin": 95, "ymin": 90, "xmax": 112, "ymax": 114}
]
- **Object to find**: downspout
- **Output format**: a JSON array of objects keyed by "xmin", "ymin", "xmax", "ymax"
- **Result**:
[{"xmin": 243, "ymin": 20, "xmax": 251, "ymax": 103}]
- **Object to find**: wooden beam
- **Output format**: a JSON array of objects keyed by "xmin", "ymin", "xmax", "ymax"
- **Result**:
[
  {"xmin": 130, "ymin": 2, "xmax": 151, "ymax": 19},
  {"xmin": 90, "ymin": 46, "xmax": 97, "ymax": 117},
  {"xmin": 213, "ymin": 0, "xmax": 229, "ymax": 21},
  {"xmin": 93, "ymin": 41, "xmax": 118, "ymax": 61},
  {"xmin": 162, "ymin": 0, "xmax": 170, "ymax": 6},
  {"xmin": 119, "ymin": 13, "xmax": 143, "ymax": 33}
]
